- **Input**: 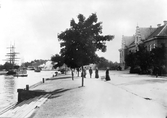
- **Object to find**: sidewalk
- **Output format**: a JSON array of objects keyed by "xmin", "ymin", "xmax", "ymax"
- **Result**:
[{"xmin": 30, "ymin": 74, "xmax": 167, "ymax": 118}]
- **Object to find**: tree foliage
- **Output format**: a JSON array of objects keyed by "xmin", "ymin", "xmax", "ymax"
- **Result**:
[
  {"xmin": 97, "ymin": 57, "xmax": 120, "ymax": 70},
  {"xmin": 57, "ymin": 13, "xmax": 114, "ymax": 68},
  {"xmin": 150, "ymin": 44, "xmax": 166, "ymax": 67},
  {"xmin": 125, "ymin": 44, "xmax": 166, "ymax": 74},
  {"xmin": 51, "ymin": 54, "xmax": 64, "ymax": 69},
  {"xmin": 97, "ymin": 57, "xmax": 109, "ymax": 69},
  {"xmin": 2, "ymin": 62, "xmax": 19, "ymax": 71}
]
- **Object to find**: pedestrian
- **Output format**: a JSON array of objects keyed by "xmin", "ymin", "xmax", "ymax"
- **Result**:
[
  {"xmin": 71, "ymin": 69, "xmax": 74, "ymax": 80},
  {"xmin": 84, "ymin": 67, "xmax": 87, "ymax": 78},
  {"xmin": 154, "ymin": 66, "xmax": 159, "ymax": 78},
  {"xmin": 89, "ymin": 67, "xmax": 93, "ymax": 78},
  {"xmin": 95, "ymin": 67, "xmax": 99, "ymax": 79},
  {"xmin": 81, "ymin": 71, "xmax": 84, "ymax": 78},
  {"xmin": 82, "ymin": 67, "xmax": 86, "ymax": 78},
  {"xmin": 105, "ymin": 67, "xmax": 110, "ymax": 81},
  {"xmin": 76, "ymin": 68, "xmax": 80, "ymax": 77},
  {"xmin": 81, "ymin": 68, "xmax": 84, "ymax": 78}
]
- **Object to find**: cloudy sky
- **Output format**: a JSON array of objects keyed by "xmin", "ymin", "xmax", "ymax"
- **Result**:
[{"xmin": 0, "ymin": 0, "xmax": 167, "ymax": 64}]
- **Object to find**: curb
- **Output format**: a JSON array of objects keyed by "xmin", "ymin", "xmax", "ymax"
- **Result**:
[
  {"xmin": 0, "ymin": 94, "xmax": 51, "ymax": 118},
  {"xmin": 0, "ymin": 103, "xmax": 16, "ymax": 115},
  {"xmin": 29, "ymin": 81, "xmax": 43, "ymax": 89}
]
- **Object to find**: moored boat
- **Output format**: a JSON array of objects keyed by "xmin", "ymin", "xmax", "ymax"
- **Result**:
[
  {"xmin": 27, "ymin": 66, "xmax": 35, "ymax": 70},
  {"xmin": 4, "ymin": 44, "xmax": 19, "ymax": 77},
  {"xmin": 0, "ymin": 70, "xmax": 7, "ymax": 75},
  {"xmin": 6, "ymin": 70, "xmax": 17, "ymax": 75},
  {"xmin": 15, "ymin": 67, "xmax": 28, "ymax": 77},
  {"xmin": 34, "ymin": 67, "xmax": 41, "ymax": 72}
]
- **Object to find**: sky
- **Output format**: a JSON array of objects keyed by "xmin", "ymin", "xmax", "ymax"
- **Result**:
[{"xmin": 0, "ymin": 0, "xmax": 167, "ymax": 65}]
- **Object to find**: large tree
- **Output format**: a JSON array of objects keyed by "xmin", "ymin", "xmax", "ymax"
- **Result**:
[
  {"xmin": 125, "ymin": 44, "xmax": 166, "ymax": 75},
  {"xmin": 57, "ymin": 13, "xmax": 114, "ymax": 86}
]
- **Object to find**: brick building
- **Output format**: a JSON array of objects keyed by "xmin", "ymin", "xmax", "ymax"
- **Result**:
[{"xmin": 119, "ymin": 21, "xmax": 167, "ymax": 70}]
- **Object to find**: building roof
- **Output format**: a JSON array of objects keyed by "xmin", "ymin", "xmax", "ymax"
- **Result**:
[
  {"xmin": 122, "ymin": 22, "xmax": 167, "ymax": 49},
  {"xmin": 146, "ymin": 25, "xmax": 166, "ymax": 39},
  {"xmin": 159, "ymin": 25, "xmax": 167, "ymax": 36},
  {"xmin": 138, "ymin": 27, "xmax": 156, "ymax": 41},
  {"xmin": 122, "ymin": 35, "xmax": 135, "ymax": 47}
]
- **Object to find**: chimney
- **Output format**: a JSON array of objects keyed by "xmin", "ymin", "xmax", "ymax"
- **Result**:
[
  {"xmin": 157, "ymin": 24, "xmax": 161, "ymax": 27},
  {"xmin": 163, "ymin": 21, "xmax": 167, "ymax": 25}
]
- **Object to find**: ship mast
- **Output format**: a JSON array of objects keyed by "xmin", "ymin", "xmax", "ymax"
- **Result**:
[{"xmin": 5, "ymin": 44, "xmax": 19, "ymax": 66}]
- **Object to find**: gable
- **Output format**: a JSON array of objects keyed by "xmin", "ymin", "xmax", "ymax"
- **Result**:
[{"xmin": 122, "ymin": 35, "xmax": 135, "ymax": 48}]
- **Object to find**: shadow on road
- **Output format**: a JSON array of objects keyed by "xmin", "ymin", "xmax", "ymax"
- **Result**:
[
  {"xmin": 144, "ymin": 79, "xmax": 167, "ymax": 83},
  {"xmin": 48, "ymin": 86, "xmax": 82, "ymax": 99},
  {"xmin": 49, "ymin": 88, "xmax": 71, "ymax": 99}
]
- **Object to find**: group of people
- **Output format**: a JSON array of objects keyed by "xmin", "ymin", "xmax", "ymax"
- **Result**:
[{"xmin": 81, "ymin": 67, "xmax": 110, "ymax": 81}]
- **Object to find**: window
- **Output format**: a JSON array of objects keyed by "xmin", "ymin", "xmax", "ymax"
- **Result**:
[
  {"xmin": 147, "ymin": 45, "xmax": 149, "ymax": 51},
  {"xmin": 150, "ymin": 44, "xmax": 152, "ymax": 51},
  {"xmin": 153, "ymin": 44, "xmax": 156, "ymax": 48}
]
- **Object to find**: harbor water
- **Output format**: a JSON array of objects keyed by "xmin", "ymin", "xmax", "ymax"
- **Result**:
[{"xmin": 0, "ymin": 70, "xmax": 55, "ymax": 112}]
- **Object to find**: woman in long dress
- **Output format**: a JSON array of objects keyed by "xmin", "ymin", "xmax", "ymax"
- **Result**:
[
  {"xmin": 95, "ymin": 67, "xmax": 99, "ymax": 79},
  {"xmin": 105, "ymin": 67, "xmax": 110, "ymax": 81}
]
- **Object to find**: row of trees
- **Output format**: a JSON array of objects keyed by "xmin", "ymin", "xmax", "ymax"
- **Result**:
[
  {"xmin": 51, "ymin": 55, "xmax": 120, "ymax": 71},
  {"xmin": 125, "ymin": 44, "xmax": 167, "ymax": 75},
  {"xmin": 97, "ymin": 57, "xmax": 120, "ymax": 70},
  {"xmin": 0, "ymin": 59, "xmax": 48, "ymax": 71},
  {"xmin": 51, "ymin": 13, "xmax": 114, "ymax": 86},
  {"xmin": 0, "ymin": 62, "xmax": 19, "ymax": 71},
  {"xmin": 23, "ymin": 59, "xmax": 48, "ymax": 67}
]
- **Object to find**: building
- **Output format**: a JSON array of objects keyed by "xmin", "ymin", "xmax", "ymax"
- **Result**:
[{"xmin": 119, "ymin": 21, "xmax": 167, "ymax": 70}]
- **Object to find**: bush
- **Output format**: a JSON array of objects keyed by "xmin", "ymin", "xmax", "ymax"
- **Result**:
[{"xmin": 130, "ymin": 66, "xmax": 141, "ymax": 74}]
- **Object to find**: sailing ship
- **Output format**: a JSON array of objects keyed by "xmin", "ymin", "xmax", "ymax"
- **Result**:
[
  {"xmin": 4, "ymin": 44, "xmax": 28, "ymax": 77},
  {"xmin": 4, "ymin": 45, "xmax": 19, "ymax": 76}
]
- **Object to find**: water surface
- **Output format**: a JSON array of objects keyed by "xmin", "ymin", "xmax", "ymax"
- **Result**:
[{"xmin": 0, "ymin": 70, "xmax": 54, "ymax": 111}]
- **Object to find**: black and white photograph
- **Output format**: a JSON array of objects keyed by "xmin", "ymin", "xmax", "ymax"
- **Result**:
[{"xmin": 0, "ymin": 0, "xmax": 167, "ymax": 117}]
